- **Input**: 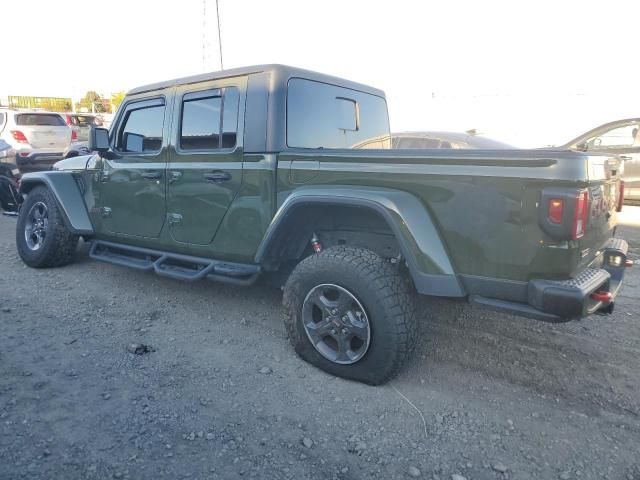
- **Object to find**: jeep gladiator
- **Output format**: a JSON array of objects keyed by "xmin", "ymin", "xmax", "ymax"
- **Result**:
[{"xmin": 14, "ymin": 65, "xmax": 630, "ymax": 384}]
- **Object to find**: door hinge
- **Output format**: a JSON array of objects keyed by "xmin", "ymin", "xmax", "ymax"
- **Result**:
[
  {"xmin": 101, "ymin": 207, "xmax": 112, "ymax": 218},
  {"xmin": 167, "ymin": 213, "xmax": 183, "ymax": 225}
]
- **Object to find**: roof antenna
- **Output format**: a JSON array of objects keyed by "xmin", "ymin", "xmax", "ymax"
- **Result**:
[
  {"xmin": 202, "ymin": 0, "xmax": 207, "ymax": 71},
  {"xmin": 202, "ymin": 0, "xmax": 223, "ymax": 71},
  {"xmin": 215, "ymin": 0, "xmax": 224, "ymax": 70}
]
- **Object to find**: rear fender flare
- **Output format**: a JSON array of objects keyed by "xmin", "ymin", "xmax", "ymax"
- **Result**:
[
  {"xmin": 256, "ymin": 187, "xmax": 464, "ymax": 297},
  {"xmin": 19, "ymin": 171, "xmax": 94, "ymax": 235}
]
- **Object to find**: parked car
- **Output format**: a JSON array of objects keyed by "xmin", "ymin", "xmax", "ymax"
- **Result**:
[
  {"xmin": 61, "ymin": 113, "xmax": 102, "ymax": 143},
  {"xmin": 0, "ymin": 138, "xmax": 21, "ymax": 213},
  {"xmin": 0, "ymin": 108, "xmax": 72, "ymax": 170},
  {"xmin": 15, "ymin": 65, "xmax": 630, "ymax": 385},
  {"xmin": 392, "ymin": 131, "xmax": 514, "ymax": 149},
  {"xmin": 558, "ymin": 118, "xmax": 640, "ymax": 201}
]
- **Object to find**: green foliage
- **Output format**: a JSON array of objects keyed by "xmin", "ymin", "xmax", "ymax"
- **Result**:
[
  {"xmin": 111, "ymin": 91, "xmax": 126, "ymax": 109},
  {"xmin": 75, "ymin": 91, "xmax": 108, "ymax": 113}
]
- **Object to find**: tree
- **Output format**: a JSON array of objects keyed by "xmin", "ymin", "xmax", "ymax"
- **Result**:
[
  {"xmin": 75, "ymin": 91, "xmax": 107, "ymax": 113},
  {"xmin": 111, "ymin": 91, "xmax": 126, "ymax": 109}
]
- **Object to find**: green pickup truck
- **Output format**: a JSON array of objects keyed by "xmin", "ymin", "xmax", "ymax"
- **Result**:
[{"xmin": 14, "ymin": 65, "xmax": 631, "ymax": 384}]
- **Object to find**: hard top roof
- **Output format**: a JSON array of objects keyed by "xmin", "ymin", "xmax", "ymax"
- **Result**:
[{"xmin": 127, "ymin": 64, "xmax": 386, "ymax": 98}]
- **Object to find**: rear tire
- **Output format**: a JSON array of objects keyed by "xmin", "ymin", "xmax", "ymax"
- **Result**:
[
  {"xmin": 16, "ymin": 186, "xmax": 78, "ymax": 268},
  {"xmin": 283, "ymin": 246, "xmax": 417, "ymax": 385}
]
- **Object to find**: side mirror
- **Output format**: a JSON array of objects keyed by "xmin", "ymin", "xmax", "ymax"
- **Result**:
[{"xmin": 89, "ymin": 127, "xmax": 110, "ymax": 153}]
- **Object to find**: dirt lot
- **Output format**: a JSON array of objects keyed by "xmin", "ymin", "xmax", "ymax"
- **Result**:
[{"xmin": 1, "ymin": 208, "xmax": 639, "ymax": 480}]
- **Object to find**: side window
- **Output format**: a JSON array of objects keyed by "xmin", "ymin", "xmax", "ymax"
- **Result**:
[
  {"xmin": 116, "ymin": 101, "xmax": 165, "ymax": 153},
  {"xmin": 287, "ymin": 78, "xmax": 390, "ymax": 149},
  {"xmin": 180, "ymin": 87, "xmax": 239, "ymax": 151},
  {"xmin": 0, "ymin": 112, "xmax": 5, "ymax": 130}
]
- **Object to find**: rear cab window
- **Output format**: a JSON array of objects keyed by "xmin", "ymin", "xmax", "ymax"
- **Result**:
[
  {"xmin": 71, "ymin": 115, "xmax": 96, "ymax": 127},
  {"xmin": 286, "ymin": 78, "xmax": 390, "ymax": 149},
  {"xmin": 15, "ymin": 113, "xmax": 66, "ymax": 126}
]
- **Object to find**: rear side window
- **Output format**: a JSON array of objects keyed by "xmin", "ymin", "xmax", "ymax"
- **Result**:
[
  {"xmin": 116, "ymin": 101, "xmax": 165, "ymax": 153},
  {"xmin": 179, "ymin": 87, "xmax": 239, "ymax": 151},
  {"xmin": 71, "ymin": 115, "xmax": 96, "ymax": 127},
  {"xmin": 0, "ymin": 112, "xmax": 5, "ymax": 130},
  {"xmin": 287, "ymin": 78, "xmax": 390, "ymax": 149},
  {"xmin": 15, "ymin": 113, "xmax": 66, "ymax": 126}
]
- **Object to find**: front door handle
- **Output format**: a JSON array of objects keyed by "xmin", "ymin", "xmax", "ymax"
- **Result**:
[
  {"xmin": 204, "ymin": 172, "xmax": 232, "ymax": 183},
  {"xmin": 619, "ymin": 156, "xmax": 632, "ymax": 161},
  {"xmin": 141, "ymin": 171, "xmax": 162, "ymax": 180}
]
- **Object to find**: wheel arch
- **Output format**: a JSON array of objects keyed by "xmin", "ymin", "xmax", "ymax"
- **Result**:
[
  {"xmin": 19, "ymin": 172, "xmax": 94, "ymax": 235},
  {"xmin": 256, "ymin": 187, "xmax": 464, "ymax": 297}
]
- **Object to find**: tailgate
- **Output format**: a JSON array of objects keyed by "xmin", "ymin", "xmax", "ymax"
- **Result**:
[
  {"xmin": 576, "ymin": 154, "xmax": 621, "ymax": 270},
  {"xmin": 15, "ymin": 113, "xmax": 71, "ymax": 149}
]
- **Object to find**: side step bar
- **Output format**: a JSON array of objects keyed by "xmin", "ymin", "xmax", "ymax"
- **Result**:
[{"xmin": 89, "ymin": 240, "xmax": 260, "ymax": 286}]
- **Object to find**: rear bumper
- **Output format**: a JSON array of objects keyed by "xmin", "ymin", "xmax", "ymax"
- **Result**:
[
  {"xmin": 16, "ymin": 151, "xmax": 65, "ymax": 165},
  {"xmin": 471, "ymin": 238, "xmax": 630, "ymax": 322},
  {"xmin": 16, "ymin": 151, "xmax": 66, "ymax": 169}
]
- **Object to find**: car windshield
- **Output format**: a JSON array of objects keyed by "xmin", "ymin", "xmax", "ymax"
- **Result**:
[{"xmin": 15, "ymin": 113, "xmax": 66, "ymax": 126}]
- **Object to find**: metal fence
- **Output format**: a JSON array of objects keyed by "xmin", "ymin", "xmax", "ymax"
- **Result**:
[{"xmin": 7, "ymin": 96, "xmax": 72, "ymax": 112}]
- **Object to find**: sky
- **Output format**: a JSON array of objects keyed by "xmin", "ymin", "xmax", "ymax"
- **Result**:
[{"xmin": 1, "ymin": 0, "xmax": 638, "ymax": 146}]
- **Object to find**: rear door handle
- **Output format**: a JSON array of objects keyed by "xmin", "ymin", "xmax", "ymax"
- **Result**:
[
  {"xmin": 204, "ymin": 172, "xmax": 232, "ymax": 183},
  {"xmin": 619, "ymin": 156, "xmax": 632, "ymax": 161},
  {"xmin": 141, "ymin": 171, "xmax": 162, "ymax": 180}
]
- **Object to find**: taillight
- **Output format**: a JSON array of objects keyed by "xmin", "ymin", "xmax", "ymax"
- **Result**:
[
  {"xmin": 572, "ymin": 190, "xmax": 588, "ymax": 240},
  {"xmin": 71, "ymin": 129, "xmax": 78, "ymax": 141},
  {"xmin": 10, "ymin": 130, "xmax": 28, "ymax": 143},
  {"xmin": 548, "ymin": 199, "xmax": 564, "ymax": 224},
  {"xmin": 617, "ymin": 181, "xmax": 624, "ymax": 212}
]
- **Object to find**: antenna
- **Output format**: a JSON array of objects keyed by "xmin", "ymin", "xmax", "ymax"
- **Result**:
[
  {"xmin": 202, "ymin": 0, "xmax": 207, "ymax": 71},
  {"xmin": 202, "ymin": 0, "xmax": 224, "ymax": 71},
  {"xmin": 215, "ymin": 0, "xmax": 224, "ymax": 70}
]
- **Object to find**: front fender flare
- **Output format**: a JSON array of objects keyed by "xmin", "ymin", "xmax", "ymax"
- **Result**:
[
  {"xmin": 256, "ymin": 186, "xmax": 464, "ymax": 297},
  {"xmin": 19, "ymin": 171, "xmax": 94, "ymax": 235}
]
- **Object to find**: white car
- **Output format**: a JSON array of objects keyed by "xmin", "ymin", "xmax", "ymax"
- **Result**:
[{"xmin": 0, "ymin": 109, "xmax": 72, "ymax": 170}]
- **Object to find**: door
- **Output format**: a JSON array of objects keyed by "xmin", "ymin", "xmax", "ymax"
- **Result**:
[
  {"xmin": 98, "ymin": 96, "xmax": 169, "ymax": 238},
  {"xmin": 167, "ymin": 79, "xmax": 245, "ymax": 245}
]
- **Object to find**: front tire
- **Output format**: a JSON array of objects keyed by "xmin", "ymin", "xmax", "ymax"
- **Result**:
[
  {"xmin": 283, "ymin": 246, "xmax": 417, "ymax": 385},
  {"xmin": 16, "ymin": 186, "xmax": 78, "ymax": 268}
]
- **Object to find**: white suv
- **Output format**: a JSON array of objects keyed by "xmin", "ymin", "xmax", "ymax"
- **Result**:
[{"xmin": 0, "ymin": 109, "xmax": 72, "ymax": 170}]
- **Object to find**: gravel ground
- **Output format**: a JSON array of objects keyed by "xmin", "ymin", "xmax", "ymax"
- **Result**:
[{"xmin": 1, "ymin": 208, "xmax": 640, "ymax": 480}]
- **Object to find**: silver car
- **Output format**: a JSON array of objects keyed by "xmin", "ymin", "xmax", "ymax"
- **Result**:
[
  {"xmin": 392, "ymin": 131, "xmax": 514, "ymax": 149},
  {"xmin": 61, "ymin": 113, "xmax": 102, "ymax": 143},
  {"xmin": 0, "ymin": 109, "xmax": 72, "ymax": 170},
  {"xmin": 559, "ymin": 118, "xmax": 640, "ymax": 201}
]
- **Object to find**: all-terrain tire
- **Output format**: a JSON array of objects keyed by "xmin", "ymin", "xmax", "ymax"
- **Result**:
[
  {"xmin": 283, "ymin": 246, "xmax": 417, "ymax": 385},
  {"xmin": 16, "ymin": 186, "xmax": 79, "ymax": 268}
]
